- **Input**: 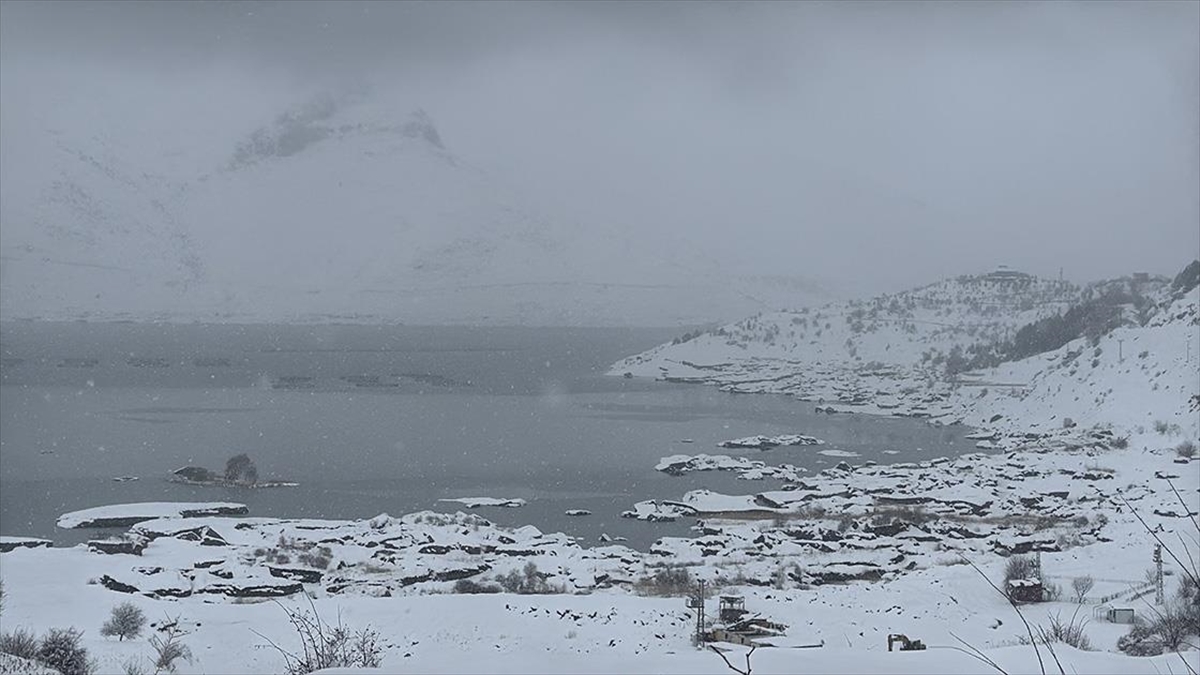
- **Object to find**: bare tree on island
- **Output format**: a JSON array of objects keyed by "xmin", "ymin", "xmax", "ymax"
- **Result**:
[{"xmin": 224, "ymin": 453, "xmax": 259, "ymax": 485}]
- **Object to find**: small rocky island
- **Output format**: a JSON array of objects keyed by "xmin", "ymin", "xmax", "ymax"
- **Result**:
[{"xmin": 169, "ymin": 453, "xmax": 298, "ymax": 489}]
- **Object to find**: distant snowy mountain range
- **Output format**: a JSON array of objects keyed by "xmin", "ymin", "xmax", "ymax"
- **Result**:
[{"xmin": 0, "ymin": 91, "xmax": 834, "ymax": 326}]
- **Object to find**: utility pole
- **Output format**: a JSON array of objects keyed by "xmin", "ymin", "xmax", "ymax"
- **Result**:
[
  {"xmin": 1118, "ymin": 339, "xmax": 1124, "ymax": 362},
  {"xmin": 1154, "ymin": 545, "xmax": 1164, "ymax": 605},
  {"xmin": 688, "ymin": 579, "xmax": 707, "ymax": 647}
]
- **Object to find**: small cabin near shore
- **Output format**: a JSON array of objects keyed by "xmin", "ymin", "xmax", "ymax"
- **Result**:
[{"xmin": 1007, "ymin": 578, "xmax": 1044, "ymax": 603}]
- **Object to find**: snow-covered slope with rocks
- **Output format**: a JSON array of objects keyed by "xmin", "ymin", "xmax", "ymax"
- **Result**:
[
  {"xmin": 954, "ymin": 274, "xmax": 1200, "ymax": 439},
  {"xmin": 615, "ymin": 270, "xmax": 1085, "ymax": 375},
  {"xmin": 612, "ymin": 266, "xmax": 1196, "ymax": 440},
  {"xmin": 0, "ymin": 90, "xmax": 833, "ymax": 326}
]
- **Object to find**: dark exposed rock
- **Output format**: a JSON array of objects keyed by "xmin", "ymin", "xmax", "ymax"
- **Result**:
[
  {"xmin": 1153, "ymin": 508, "xmax": 1199, "ymax": 519},
  {"xmin": 992, "ymin": 538, "xmax": 1061, "ymax": 555},
  {"xmin": 88, "ymin": 538, "xmax": 146, "ymax": 556},
  {"xmin": 863, "ymin": 520, "xmax": 908, "ymax": 537},
  {"xmin": 0, "ymin": 538, "xmax": 51, "ymax": 553},
  {"xmin": 418, "ymin": 544, "xmax": 454, "ymax": 555},
  {"xmin": 100, "ymin": 575, "xmax": 140, "ymax": 594},
  {"xmin": 172, "ymin": 526, "xmax": 229, "ymax": 547},
  {"xmin": 807, "ymin": 566, "xmax": 885, "ymax": 584},
  {"xmin": 207, "ymin": 581, "xmax": 303, "ymax": 598},
  {"xmin": 268, "ymin": 566, "xmax": 324, "ymax": 584},
  {"xmin": 432, "ymin": 564, "xmax": 491, "ymax": 582}
]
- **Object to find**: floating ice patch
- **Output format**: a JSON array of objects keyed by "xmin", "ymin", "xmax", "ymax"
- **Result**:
[
  {"xmin": 438, "ymin": 497, "xmax": 527, "ymax": 509},
  {"xmin": 818, "ymin": 449, "xmax": 861, "ymax": 458},
  {"xmin": 57, "ymin": 502, "xmax": 249, "ymax": 529}
]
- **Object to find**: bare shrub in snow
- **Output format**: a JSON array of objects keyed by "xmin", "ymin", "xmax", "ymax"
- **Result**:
[
  {"xmin": 1118, "ymin": 601, "xmax": 1200, "ymax": 656},
  {"xmin": 101, "ymin": 601, "xmax": 146, "ymax": 641},
  {"xmin": 635, "ymin": 565, "xmax": 693, "ymax": 597},
  {"xmin": 1176, "ymin": 440, "xmax": 1197, "ymax": 459},
  {"xmin": 1071, "ymin": 576, "xmax": 1094, "ymax": 603},
  {"xmin": 496, "ymin": 562, "xmax": 560, "ymax": 595},
  {"xmin": 148, "ymin": 621, "xmax": 192, "ymax": 673},
  {"xmin": 296, "ymin": 550, "xmax": 332, "ymax": 569},
  {"xmin": 1004, "ymin": 555, "xmax": 1038, "ymax": 585},
  {"xmin": 253, "ymin": 598, "xmax": 383, "ymax": 675},
  {"xmin": 1033, "ymin": 608, "xmax": 1093, "ymax": 651},
  {"xmin": 121, "ymin": 657, "xmax": 148, "ymax": 675},
  {"xmin": 0, "ymin": 628, "xmax": 40, "ymax": 662},
  {"xmin": 1153, "ymin": 420, "xmax": 1182, "ymax": 436},
  {"xmin": 37, "ymin": 628, "xmax": 93, "ymax": 675}
]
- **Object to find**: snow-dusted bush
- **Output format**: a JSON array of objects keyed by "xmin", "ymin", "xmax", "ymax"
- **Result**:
[
  {"xmin": 36, "ymin": 628, "xmax": 93, "ymax": 675},
  {"xmin": 100, "ymin": 601, "xmax": 146, "ymax": 641},
  {"xmin": 635, "ymin": 565, "xmax": 693, "ymax": 597},
  {"xmin": 496, "ymin": 562, "xmax": 560, "ymax": 595},
  {"xmin": 1175, "ymin": 440, "xmax": 1196, "ymax": 459}
]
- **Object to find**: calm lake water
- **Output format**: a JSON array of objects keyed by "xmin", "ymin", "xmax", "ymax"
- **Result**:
[{"xmin": 0, "ymin": 322, "xmax": 975, "ymax": 550}]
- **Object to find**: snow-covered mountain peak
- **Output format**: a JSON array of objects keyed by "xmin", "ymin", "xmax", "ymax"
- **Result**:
[
  {"xmin": 1, "ymin": 88, "xmax": 838, "ymax": 325},
  {"xmin": 226, "ymin": 92, "xmax": 446, "ymax": 172}
]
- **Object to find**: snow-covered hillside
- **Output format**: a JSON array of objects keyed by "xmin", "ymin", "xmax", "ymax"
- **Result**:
[
  {"xmin": 615, "ymin": 270, "xmax": 1086, "ymax": 375},
  {"xmin": 613, "ymin": 265, "xmax": 1197, "ymax": 440},
  {"xmin": 0, "ymin": 91, "xmax": 833, "ymax": 326},
  {"xmin": 956, "ymin": 274, "xmax": 1200, "ymax": 439}
]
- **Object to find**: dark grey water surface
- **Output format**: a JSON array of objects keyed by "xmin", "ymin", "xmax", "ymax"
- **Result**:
[{"xmin": 0, "ymin": 322, "xmax": 974, "ymax": 550}]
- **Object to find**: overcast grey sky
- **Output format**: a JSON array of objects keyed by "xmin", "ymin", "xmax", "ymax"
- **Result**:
[{"xmin": 2, "ymin": 0, "xmax": 1197, "ymax": 295}]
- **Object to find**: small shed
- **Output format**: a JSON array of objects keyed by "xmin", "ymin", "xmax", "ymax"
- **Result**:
[
  {"xmin": 1007, "ymin": 578, "xmax": 1044, "ymax": 604},
  {"xmin": 1106, "ymin": 608, "xmax": 1136, "ymax": 625}
]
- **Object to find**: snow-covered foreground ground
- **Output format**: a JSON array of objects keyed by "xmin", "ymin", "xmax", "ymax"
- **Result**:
[{"xmin": 2, "ymin": 530, "xmax": 1197, "ymax": 673}]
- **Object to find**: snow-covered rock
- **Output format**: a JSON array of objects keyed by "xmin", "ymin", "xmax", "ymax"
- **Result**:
[
  {"xmin": 56, "ymin": 502, "xmax": 249, "ymax": 529},
  {"xmin": 716, "ymin": 434, "xmax": 824, "ymax": 450}
]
